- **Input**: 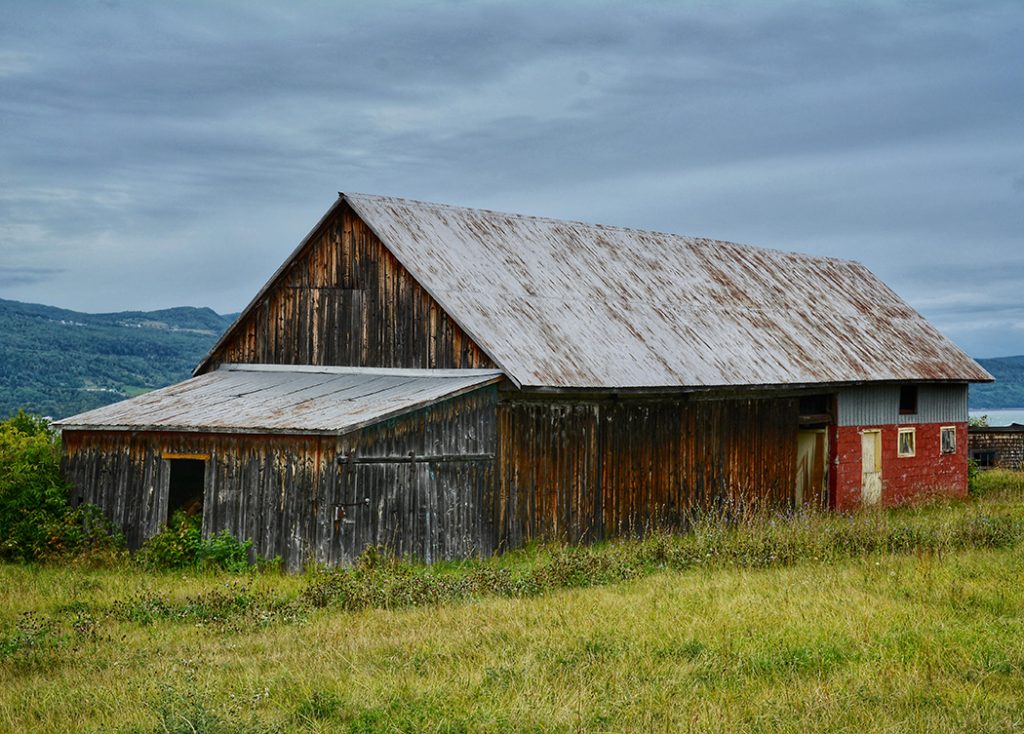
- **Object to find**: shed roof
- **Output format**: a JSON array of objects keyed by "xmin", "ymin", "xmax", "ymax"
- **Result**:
[{"xmin": 55, "ymin": 365, "xmax": 503, "ymax": 436}]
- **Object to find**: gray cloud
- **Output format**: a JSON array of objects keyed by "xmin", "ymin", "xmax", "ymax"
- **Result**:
[
  {"xmin": 0, "ymin": 0, "xmax": 1021, "ymax": 356},
  {"xmin": 0, "ymin": 266, "xmax": 64, "ymax": 288}
]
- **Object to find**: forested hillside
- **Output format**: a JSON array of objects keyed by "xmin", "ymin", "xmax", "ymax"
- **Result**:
[
  {"xmin": 0, "ymin": 298, "xmax": 235, "ymax": 419},
  {"xmin": 970, "ymin": 356, "xmax": 1024, "ymax": 409}
]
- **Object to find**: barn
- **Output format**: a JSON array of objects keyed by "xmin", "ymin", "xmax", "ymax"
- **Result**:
[
  {"xmin": 57, "ymin": 193, "xmax": 993, "ymax": 569},
  {"xmin": 968, "ymin": 424, "xmax": 1024, "ymax": 471}
]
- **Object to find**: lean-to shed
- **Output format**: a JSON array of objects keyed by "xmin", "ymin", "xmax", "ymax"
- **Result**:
[{"xmin": 58, "ymin": 193, "xmax": 993, "ymax": 568}]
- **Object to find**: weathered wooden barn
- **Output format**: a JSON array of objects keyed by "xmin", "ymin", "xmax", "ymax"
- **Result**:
[
  {"xmin": 969, "ymin": 424, "xmax": 1024, "ymax": 471},
  {"xmin": 57, "ymin": 193, "xmax": 993, "ymax": 568}
]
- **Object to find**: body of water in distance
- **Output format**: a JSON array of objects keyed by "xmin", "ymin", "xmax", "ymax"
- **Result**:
[{"xmin": 969, "ymin": 408, "xmax": 1024, "ymax": 426}]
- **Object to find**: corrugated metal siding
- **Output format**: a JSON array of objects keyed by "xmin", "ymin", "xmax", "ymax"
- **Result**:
[
  {"xmin": 62, "ymin": 388, "xmax": 499, "ymax": 569},
  {"xmin": 908, "ymin": 384, "xmax": 969, "ymax": 425},
  {"xmin": 837, "ymin": 384, "xmax": 968, "ymax": 426},
  {"xmin": 56, "ymin": 365, "xmax": 503, "ymax": 435},
  {"xmin": 342, "ymin": 193, "xmax": 992, "ymax": 389}
]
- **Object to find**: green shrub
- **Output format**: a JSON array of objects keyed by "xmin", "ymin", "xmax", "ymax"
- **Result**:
[
  {"xmin": 0, "ymin": 410, "xmax": 122, "ymax": 561},
  {"xmin": 136, "ymin": 512, "xmax": 254, "ymax": 572},
  {"xmin": 135, "ymin": 511, "xmax": 204, "ymax": 570},
  {"xmin": 201, "ymin": 530, "xmax": 254, "ymax": 573}
]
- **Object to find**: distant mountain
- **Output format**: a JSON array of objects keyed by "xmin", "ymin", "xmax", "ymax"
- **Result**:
[
  {"xmin": 0, "ymin": 298, "xmax": 236, "ymax": 419},
  {"xmin": 970, "ymin": 356, "xmax": 1024, "ymax": 409}
]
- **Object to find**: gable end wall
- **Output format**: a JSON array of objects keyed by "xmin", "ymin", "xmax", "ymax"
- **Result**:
[{"xmin": 204, "ymin": 204, "xmax": 494, "ymax": 372}]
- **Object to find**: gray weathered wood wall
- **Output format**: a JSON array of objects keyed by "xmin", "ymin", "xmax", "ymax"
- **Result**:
[{"xmin": 62, "ymin": 387, "xmax": 498, "ymax": 570}]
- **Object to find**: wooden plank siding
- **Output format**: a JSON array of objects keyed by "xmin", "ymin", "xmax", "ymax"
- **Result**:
[
  {"xmin": 63, "ymin": 387, "xmax": 802, "ymax": 567},
  {"xmin": 496, "ymin": 394, "xmax": 800, "ymax": 548},
  {"xmin": 204, "ymin": 204, "xmax": 494, "ymax": 372},
  {"xmin": 62, "ymin": 387, "xmax": 498, "ymax": 570}
]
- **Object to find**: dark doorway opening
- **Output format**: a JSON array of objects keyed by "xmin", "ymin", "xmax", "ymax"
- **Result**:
[{"xmin": 167, "ymin": 459, "xmax": 205, "ymax": 523}]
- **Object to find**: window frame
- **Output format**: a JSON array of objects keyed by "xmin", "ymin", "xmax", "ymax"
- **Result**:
[
  {"xmin": 897, "ymin": 427, "xmax": 916, "ymax": 458},
  {"xmin": 940, "ymin": 426, "xmax": 957, "ymax": 455}
]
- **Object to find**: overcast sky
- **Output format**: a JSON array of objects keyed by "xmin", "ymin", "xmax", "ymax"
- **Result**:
[{"xmin": 2, "ymin": 1, "xmax": 1022, "ymax": 358}]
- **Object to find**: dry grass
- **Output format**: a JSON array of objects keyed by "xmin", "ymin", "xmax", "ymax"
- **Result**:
[{"xmin": 2, "ymin": 478, "xmax": 1024, "ymax": 733}]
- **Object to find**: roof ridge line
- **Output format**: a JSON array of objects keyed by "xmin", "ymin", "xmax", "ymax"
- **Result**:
[{"xmin": 341, "ymin": 191, "xmax": 861, "ymax": 267}]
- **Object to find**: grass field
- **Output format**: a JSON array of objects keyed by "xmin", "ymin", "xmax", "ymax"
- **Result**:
[{"xmin": 2, "ymin": 471, "xmax": 1023, "ymax": 733}]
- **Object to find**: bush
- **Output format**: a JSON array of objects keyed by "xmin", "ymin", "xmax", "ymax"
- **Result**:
[
  {"xmin": 0, "ymin": 411, "xmax": 122, "ymax": 561},
  {"xmin": 136, "ymin": 512, "xmax": 253, "ymax": 572},
  {"xmin": 968, "ymin": 457, "xmax": 981, "ymax": 493}
]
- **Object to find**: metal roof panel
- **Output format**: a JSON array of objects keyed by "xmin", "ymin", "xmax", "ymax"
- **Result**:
[
  {"xmin": 55, "ymin": 365, "xmax": 504, "ymax": 435},
  {"xmin": 345, "ymin": 193, "xmax": 992, "ymax": 388}
]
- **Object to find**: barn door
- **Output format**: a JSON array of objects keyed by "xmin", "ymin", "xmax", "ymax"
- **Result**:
[
  {"xmin": 861, "ymin": 431, "xmax": 882, "ymax": 505},
  {"xmin": 326, "ymin": 459, "xmax": 416, "ymax": 566}
]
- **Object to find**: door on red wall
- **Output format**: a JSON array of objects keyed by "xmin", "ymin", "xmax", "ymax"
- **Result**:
[{"xmin": 861, "ymin": 430, "xmax": 882, "ymax": 505}]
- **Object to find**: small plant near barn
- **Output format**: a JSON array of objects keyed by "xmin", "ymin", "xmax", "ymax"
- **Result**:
[{"xmin": 135, "ymin": 512, "xmax": 254, "ymax": 573}]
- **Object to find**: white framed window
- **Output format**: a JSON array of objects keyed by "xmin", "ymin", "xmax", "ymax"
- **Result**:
[
  {"xmin": 898, "ymin": 427, "xmax": 916, "ymax": 458},
  {"xmin": 940, "ymin": 426, "xmax": 957, "ymax": 454}
]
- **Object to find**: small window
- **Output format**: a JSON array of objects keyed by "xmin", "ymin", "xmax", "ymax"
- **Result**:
[
  {"xmin": 899, "ymin": 385, "xmax": 918, "ymax": 415},
  {"xmin": 940, "ymin": 426, "xmax": 956, "ymax": 455},
  {"xmin": 971, "ymin": 449, "xmax": 995, "ymax": 468},
  {"xmin": 898, "ymin": 427, "xmax": 916, "ymax": 458}
]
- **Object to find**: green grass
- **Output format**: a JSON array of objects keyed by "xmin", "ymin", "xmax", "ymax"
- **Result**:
[{"xmin": 2, "ymin": 478, "xmax": 1024, "ymax": 732}]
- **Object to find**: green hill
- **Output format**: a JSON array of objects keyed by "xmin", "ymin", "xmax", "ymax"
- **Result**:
[
  {"xmin": 0, "ymin": 298, "xmax": 236, "ymax": 419},
  {"xmin": 970, "ymin": 355, "xmax": 1024, "ymax": 409}
]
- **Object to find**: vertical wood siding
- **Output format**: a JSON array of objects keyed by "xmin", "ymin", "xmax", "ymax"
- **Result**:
[
  {"xmin": 206, "ymin": 204, "xmax": 494, "ymax": 371},
  {"xmin": 64, "ymin": 389, "xmax": 807, "ymax": 567},
  {"xmin": 496, "ymin": 395, "xmax": 799, "ymax": 547},
  {"xmin": 62, "ymin": 388, "xmax": 498, "ymax": 570}
]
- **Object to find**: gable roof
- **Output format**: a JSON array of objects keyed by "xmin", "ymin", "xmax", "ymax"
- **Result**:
[
  {"xmin": 56, "ymin": 365, "xmax": 503, "ymax": 436},
  {"xmin": 199, "ymin": 193, "xmax": 992, "ymax": 390}
]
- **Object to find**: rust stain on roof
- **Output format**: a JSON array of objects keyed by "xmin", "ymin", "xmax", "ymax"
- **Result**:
[{"xmin": 344, "ymin": 193, "xmax": 991, "ymax": 389}]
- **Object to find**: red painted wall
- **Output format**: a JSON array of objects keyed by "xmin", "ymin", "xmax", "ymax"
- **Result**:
[{"xmin": 832, "ymin": 422, "xmax": 968, "ymax": 510}]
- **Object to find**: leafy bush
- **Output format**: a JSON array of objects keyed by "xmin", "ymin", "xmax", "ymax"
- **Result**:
[
  {"xmin": 0, "ymin": 411, "xmax": 122, "ymax": 561},
  {"xmin": 136, "ymin": 512, "xmax": 253, "ymax": 572}
]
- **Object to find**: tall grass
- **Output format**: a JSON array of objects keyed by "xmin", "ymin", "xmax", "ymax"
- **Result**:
[
  {"xmin": 303, "ymin": 496, "xmax": 1022, "ymax": 612},
  {"xmin": 2, "ymin": 473, "xmax": 1023, "ymax": 732}
]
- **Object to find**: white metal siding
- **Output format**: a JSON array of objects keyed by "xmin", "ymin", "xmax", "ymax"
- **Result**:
[{"xmin": 837, "ymin": 384, "xmax": 968, "ymax": 427}]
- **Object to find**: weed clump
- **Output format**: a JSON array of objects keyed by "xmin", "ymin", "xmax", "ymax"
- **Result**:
[
  {"xmin": 135, "ymin": 511, "xmax": 253, "ymax": 572},
  {"xmin": 111, "ymin": 582, "xmax": 305, "ymax": 630}
]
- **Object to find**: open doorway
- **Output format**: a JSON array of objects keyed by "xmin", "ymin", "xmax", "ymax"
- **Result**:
[
  {"xmin": 797, "ymin": 394, "xmax": 833, "ymax": 509},
  {"xmin": 166, "ymin": 458, "xmax": 206, "ymax": 523},
  {"xmin": 796, "ymin": 429, "xmax": 828, "ymax": 508}
]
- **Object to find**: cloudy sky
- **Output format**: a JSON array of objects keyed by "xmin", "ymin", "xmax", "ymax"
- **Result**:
[{"xmin": 2, "ymin": 1, "xmax": 1022, "ymax": 357}]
